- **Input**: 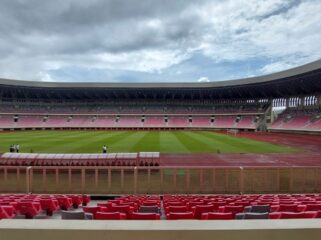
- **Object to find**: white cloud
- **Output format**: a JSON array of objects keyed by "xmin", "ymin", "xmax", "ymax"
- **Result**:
[
  {"xmin": 197, "ymin": 77, "xmax": 210, "ymax": 82},
  {"xmin": 37, "ymin": 71, "xmax": 55, "ymax": 82}
]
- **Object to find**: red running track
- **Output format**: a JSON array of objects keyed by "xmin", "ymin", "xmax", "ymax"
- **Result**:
[{"xmin": 160, "ymin": 132, "xmax": 321, "ymax": 167}]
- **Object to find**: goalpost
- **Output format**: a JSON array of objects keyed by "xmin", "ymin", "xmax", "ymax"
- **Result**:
[{"xmin": 226, "ymin": 129, "xmax": 239, "ymax": 136}]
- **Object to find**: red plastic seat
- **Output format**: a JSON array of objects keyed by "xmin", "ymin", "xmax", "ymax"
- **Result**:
[
  {"xmin": 68, "ymin": 195, "xmax": 83, "ymax": 208},
  {"xmin": 0, "ymin": 206, "xmax": 16, "ymax": 219},
  {"xmin": 0, "ymin": 206, "xmax": 10, "ymax": 219},
  {"xmin": 218, "ymin": 205, "xmax": 244, "ymax": 217},
  {"xmin": 298, "ymin": 204, "xmax": 321, "ymax": 212},
  {"xmin": 95, "ymin": 212, "xmax": 127, "ymax": 220},
  {"xmin": 82, "ymin": 195, "xmax": 90, "ymax": 206},
  {"xmin": 97, "ymin": 202, "xmax": 113, "ymax": 210},
  {"xmin": 83, "ymin": 206, "xmax": 102, "ymax": 218},
  {"xmin": 17, "ymin": 202, "xmax": 41, "ymax": 219},
  {"xmin": 166, "ymin": 212, "xmax": 194, "ymax": 220},
  {"xmin": 164, "ymin": 202, "xmax": 186, "ymax": 207},
  {"xmin": 165, "ymin": 206, "xmax": 189, "ymax": 213},
  {"xmin": 39, "ymin": 199, "xmax": 58, "ymax": 216},
  {"xmin": 56, "ymin": 196, "xmax": 73, "ymax": 210},
  {"xmin": 141, "ymin": 201, "xmax": 160, "ymax": 207},
  {"xmin": 107, "ymin": 205, "xmax": 134, "ymax": 217},
  {"xmin": 272, "ymin": 204, "xmax": 299, "ymax": 212},
  {"xmin": 192, "ymin": 205, "xmax": 216, "ymax": 219},
  {"xmin": 201, "ymin": 212, "xmax": 234, "ymax": 220},
  {"xmin": 187, "ymin": 201, "xmax": 204, "ymax": 210},
  {"xmin": 130, "ymin": 212, "xmax": 160, "ymax": 220},
  {"xmin": 116, "ymin": 202, "xmax": 138, "ymax": 211}
]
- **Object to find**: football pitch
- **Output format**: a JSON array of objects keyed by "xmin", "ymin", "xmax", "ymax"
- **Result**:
[{"xmin": 0, "ymin": 130, "xmax": 297, "ymax": 154}]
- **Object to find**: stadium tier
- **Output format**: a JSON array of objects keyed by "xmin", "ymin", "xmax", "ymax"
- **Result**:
[
  {"xmin": 0, "ymin": 113, "xmax": 261, "ymax": 130},
  {"xmin": 2, "ymin": 194, "xmax": 321, "ymax": 220},
  {"xmin": 269, "ymin": 109, "xmax": 321, "ymax": 132},
  {"xmin": 0, "ymin": 61, "xmax": 320, "ymax": 133}
]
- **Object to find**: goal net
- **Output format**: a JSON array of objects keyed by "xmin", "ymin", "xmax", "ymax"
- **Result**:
[{"xmin": 226, "ymin": 129, "xmax": 239, "ymax": 136}]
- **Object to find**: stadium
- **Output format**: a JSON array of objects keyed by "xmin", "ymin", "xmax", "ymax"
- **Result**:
[
  {"xmin": 1, "ymin": 1, "xmax": 321, "ymax": 239},
  {"xmin": 1, "ymin": 59, "xmax": 321, "ymax": 238}
]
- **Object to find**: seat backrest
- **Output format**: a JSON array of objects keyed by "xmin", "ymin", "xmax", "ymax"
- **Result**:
[
  {"xmin": 193, "ymin": 205, "xmax": 215, "ymax": 219},
  {"xmin": 1, "ymin": 205, "xmax": 15, "ymax": 217},
  {"xmin": 109, "ymin": 205, "xmax": 131, "ymax": 213},
  {"xmin": 249, "ymin": 205, "xmax": 271, "ymax": 213},
  {"xmin": 187, "ymin": 202, "xmax": 204, "ymax": 209},
  {"xmin": 164, "ymin": 202, "xmax": 185, "ymax": 207},
  {"xmin": 39, "ymin": 199, "xmax": 54, "ymax": 207},
  {"xmin": 305, "ymin": 204, "xmax": 321, "ymax": 211},
  {"xmin": 166, "ymin": 206, "xmax": 189, "ymax": 213},
  {"xmin": 223, "ymin": 205, "xmax": 244, "ymax": 213},
  {"xmin": 278, "ymin": 204, "xmax": 298, "ymax": 212},
  {"xmin": 97, "ymin": 202, "xmax": 113, "ymax": 209},
  {"xmin": 0, "ymin": 206, "xmax": 10, "ymax": 219},
  {"xmin": 138, "ymin": 206, "xmax": 160, "ymax": 213},
  {"xmin": 203, "ymin": 212, "xmax": 234, "ymax": 220},
  {"xmin": 18, "ymin": 202, "xmax": 35, "ymax": 212},
  {"xmin": 130, "ymin": 212, "xmax": 160, "ymax": 220},
  {"xmin": 141, "ymin": 201, "xmax": 160, "ymax": 206},
  {"xmin": 243, "ymin": 212, "xmax": 269, "ymax": 219},
  {"xmin": 167, "ymin": 212, "xmax": 194, "ymax": 220},
  {"xmin": 280, "ymin": 212, "xmax": 309, "ymax": 219},
  {"xmin": 82, "ymin": 206, "xmax": 101, "ymax": 216},
  {"xmin": 61, "ymin": 211, "xmax": 85, "ymax": 220}
]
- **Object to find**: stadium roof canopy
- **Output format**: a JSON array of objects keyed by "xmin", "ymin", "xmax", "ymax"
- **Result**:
[{"xmin": 0, "ymin": 60, "xmax": 321, "ymax": 100}]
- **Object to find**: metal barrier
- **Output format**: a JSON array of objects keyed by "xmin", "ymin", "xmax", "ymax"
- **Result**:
[{"xmin": 0, "ymin": 166, "xmax": 321, "ymax": 194}]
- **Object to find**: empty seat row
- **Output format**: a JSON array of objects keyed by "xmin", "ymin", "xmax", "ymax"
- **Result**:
[{"xmin": 0, "ymin": 194, "xmax": 90, "ymax": 219}]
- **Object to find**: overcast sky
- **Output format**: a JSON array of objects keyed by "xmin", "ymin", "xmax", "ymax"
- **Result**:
[{"xmin": 0, "ymin": 0, "xmax": 320, "ymax": 83}]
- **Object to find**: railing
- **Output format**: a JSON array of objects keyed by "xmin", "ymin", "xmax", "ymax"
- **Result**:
[{"xmin": 0, "ymin": 166, "xmax": 321, "ymax": 194}]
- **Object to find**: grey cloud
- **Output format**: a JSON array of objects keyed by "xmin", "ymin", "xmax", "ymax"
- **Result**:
[
  {"xmin": 0, "ymin": 0, "xmax": 206, "ymax": 56},
  {"xmin": 0, "ymin": 0, "xmax": 319, "ymax": 82}
]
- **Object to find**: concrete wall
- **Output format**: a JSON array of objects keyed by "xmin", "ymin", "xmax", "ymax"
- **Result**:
[{"xmin": 1, "ymin": 219, "xmax": 321, "ymax": 240}]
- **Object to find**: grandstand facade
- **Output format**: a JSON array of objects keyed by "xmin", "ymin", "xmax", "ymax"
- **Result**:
[{"xmin": 0, "ymin": 60, "xmax": 321, "ymax": 133}]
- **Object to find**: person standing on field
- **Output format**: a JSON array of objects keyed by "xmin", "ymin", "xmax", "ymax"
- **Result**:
[
  {"xmin": 102, "ymin": 145, "xmax": 107, "ymax": 154},
  {"xmin": 16, "ymin": 144, "xmax": 20, "ymax": 153}
]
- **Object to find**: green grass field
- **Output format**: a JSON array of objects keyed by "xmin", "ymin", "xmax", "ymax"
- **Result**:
[{"xmin": 0, "ymin": 130, "xmax": 298, "ymax": 154}]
